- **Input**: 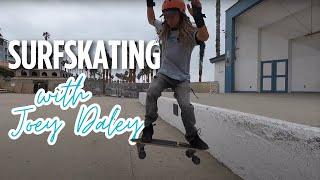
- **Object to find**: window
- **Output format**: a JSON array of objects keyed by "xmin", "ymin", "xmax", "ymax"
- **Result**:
[
  {"xmin": 21, "ymin": 71, "xmax": 27, "ymax": 76},
  {"xmin": 32, "ymin": 72, "xmax": 37, "ymax": 76}
]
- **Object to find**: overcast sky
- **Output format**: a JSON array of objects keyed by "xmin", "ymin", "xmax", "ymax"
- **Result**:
[{"xmin": 0, "ymin": 0, "xmax": 237, "ymax": 82}]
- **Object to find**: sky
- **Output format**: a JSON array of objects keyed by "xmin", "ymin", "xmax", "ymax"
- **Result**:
[{"xmin": 0, "ymin": 0, "xmax": 237, "ymax": 82}]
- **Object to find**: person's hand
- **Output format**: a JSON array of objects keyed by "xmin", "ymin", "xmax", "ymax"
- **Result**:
[
  {"xmin": 187, "ymin": 0, "xmax": 202, "ymax": 17},
  {"xmin": 187, "ymin": 0, "xmax": 206, "ymax": 28},
  {"xmin": 146, "ymin": 0, "xmax": 155, "ymax": 7}
]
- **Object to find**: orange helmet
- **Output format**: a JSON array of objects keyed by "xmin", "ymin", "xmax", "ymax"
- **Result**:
[{"xmin": 162, "ymin": 0, "xmax": 186, "ymax": 13}]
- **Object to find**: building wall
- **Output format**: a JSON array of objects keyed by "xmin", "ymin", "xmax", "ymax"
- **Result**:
[
  {"xmin": 260, "ymin": 30, "xmax": 288, "ymax": 61},
  {"xmin": 234, "ymin": 20, "xmax": 259, "ymax": 92},
  {"xmin": 291, "ymin": 34, "xmax": 320, "ymax": 92},
  {"xmin": 0, "ymin": 38, "xmax": 9, "ymax": 61},
  {"xmin": 214, "ymin": 61, "xmax": 225, "ymax": 93},
  {"xmin": 15, "ymin": 68, "xmax": 72, "ymax": 78},
  {"xmin": 232, "ymin": 0, "xmax": 320, "ymax": 93},
  {"xmin": 259, "ymin": 28, "xmax": 289, "ymax": 92}
]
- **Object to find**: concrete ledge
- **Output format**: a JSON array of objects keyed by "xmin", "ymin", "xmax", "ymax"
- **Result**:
[{"xmin": 139, "ymin": 92, "xmax": 320, "ymax": 180}]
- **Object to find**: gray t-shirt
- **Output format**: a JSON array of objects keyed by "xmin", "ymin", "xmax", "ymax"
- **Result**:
[{"xmin": 153, "ymin": 19, "xmax": 199, "ymax": 81}]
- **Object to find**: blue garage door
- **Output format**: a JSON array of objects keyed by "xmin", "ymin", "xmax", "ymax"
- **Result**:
[{"xmin": 261, "ymin": 60, "xmax": 288, "ymax": 93}]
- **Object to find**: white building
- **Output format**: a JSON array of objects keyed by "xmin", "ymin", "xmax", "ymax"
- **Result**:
[
  {"xmin": 0, "ymin": 33, "xmax": 15, "ymax": 64},
  {"xmin": 212, "ymin": 0, "xmax": 320, "ymax": 93}
]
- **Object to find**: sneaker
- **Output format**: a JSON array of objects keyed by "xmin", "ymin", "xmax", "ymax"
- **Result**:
[
  {"xmin": 141, "ymin": 124, "xmax": 154, "ymax": 143},
  {"xmin": 185, "ymin": 134, "xmax": 209, "ymax": 150}
]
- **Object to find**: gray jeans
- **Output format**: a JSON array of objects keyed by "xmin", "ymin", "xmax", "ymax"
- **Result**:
[{"xmin": 145, "ymin": 73, "xmax": 198, "ymax": 137}]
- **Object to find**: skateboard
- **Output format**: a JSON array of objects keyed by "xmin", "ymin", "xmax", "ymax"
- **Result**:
[{"xmin": 131, "ymin": 138, "xmax": 205, "ymax": 165}]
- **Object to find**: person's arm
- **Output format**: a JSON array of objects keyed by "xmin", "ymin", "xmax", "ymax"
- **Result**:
[
  {"xmin": 146, "ymin": 0, "xmax": 156, "ymax": 26},
  {"xmin": 196, "ymin": 26, "xmax": 209, "ymax": 42},
  {"xmin": 187, "ymin": 0, "xmax": 209, "ymax": 42},
  {"xmin": 146, "ymin": 0, "xmax": 163, "ymax": 33}
]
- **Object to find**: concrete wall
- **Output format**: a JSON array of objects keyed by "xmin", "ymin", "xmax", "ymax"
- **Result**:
[
  {"xmin": 0, "ymin": 75, "xmax": 4, "ymax": 88},
  {"xmin": 0, "ymin": 77, "xmax": 68, "ymax": 94},
  {"xmin": 260, "ymin": 29, "xmax": 288, "ymax": 61},
  {"xmin": 0, "ymin": 76, "xmax": 220, "ymax": 97},
  {"xmin": 0, "ymin": 60, "xmax": 9, "ymax": 69},
  {"xmin": 190, "ymin": 81, "xmax": 219, "ymax": 94},
  {"xmin": 139, "ymin": 92, "xmax": 320, "ymax": 180},
  {"xmin": 85, "ymin": 80, "xmax": 150, "ymax": 98},
  {"xmin": 214, "ymin": 61, "xmax": 225, "ymax": 93},
  {"xmin": 0, "ymin": 78, "xmax": 33, "ymax": 93},
  {"xmin": 234, "ymin": 19, "xmax": 259, "ymax": 92},
  {"xmin": 291, "ymin": 34, "xmax": 320, "ymax": 92}
]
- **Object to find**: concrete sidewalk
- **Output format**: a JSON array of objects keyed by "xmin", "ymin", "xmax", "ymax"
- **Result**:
[{"xmin": 0, "ymin": 94, "xmax": 241, "ymax": 180}]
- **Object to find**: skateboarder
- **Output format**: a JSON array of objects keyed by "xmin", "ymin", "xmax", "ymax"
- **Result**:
[{"xmin": 142, "ymin": 0, "xmax": 209, "ymax": 150}]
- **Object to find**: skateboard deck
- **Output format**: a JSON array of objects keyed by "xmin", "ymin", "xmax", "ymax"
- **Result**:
[{"xmin": 131, "ymin": 138, "xmax": 205, "ymax": 165}]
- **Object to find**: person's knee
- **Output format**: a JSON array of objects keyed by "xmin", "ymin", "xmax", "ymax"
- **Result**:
[
  {"xmin": 179, "ymin": 102, "xmax": 194, "ymax": 112},
  {"xmin": 147, "ymin": 86, "xmax": 161, "ymax": 99},
  {"xmin": 145, "ymin": 113, "xmax": 158, "ymax": 121}
]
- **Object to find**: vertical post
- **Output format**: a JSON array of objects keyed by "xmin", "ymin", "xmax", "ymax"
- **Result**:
[
  {"xmin": 103, "ymin": 69, "xmax": 106, "ymax": 95},
  {"xmin": 216, "ymin": 0, "xmax": 221, "ymax": 57}
]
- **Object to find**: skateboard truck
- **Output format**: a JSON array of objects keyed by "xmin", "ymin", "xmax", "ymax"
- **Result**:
[
  {"xmin": 186, "ymin": 149, "xmax": 200, "ymax": 165},
  {"xmin": 133, "ymin": 138, "xmax": 203, "ymax": 165},
  {"xmin": 137, "ymin": 143, "xmax": 146, "ymax": 159}
]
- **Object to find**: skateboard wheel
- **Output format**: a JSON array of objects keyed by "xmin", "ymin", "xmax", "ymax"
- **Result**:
[
  {"xmin": 186, "ymin": 150, "xmax": 193, "ymax": 158},
  {"xmin": 186, "ymin": 149, "xmax": 196, "ymax": 158},
  {"xmin": 139, "ymin": 151, "xmax": 146, "ymax": 159},
  {"xmin": 192, "ymin": 156, "xmax": 200, "ymax": 165}
]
